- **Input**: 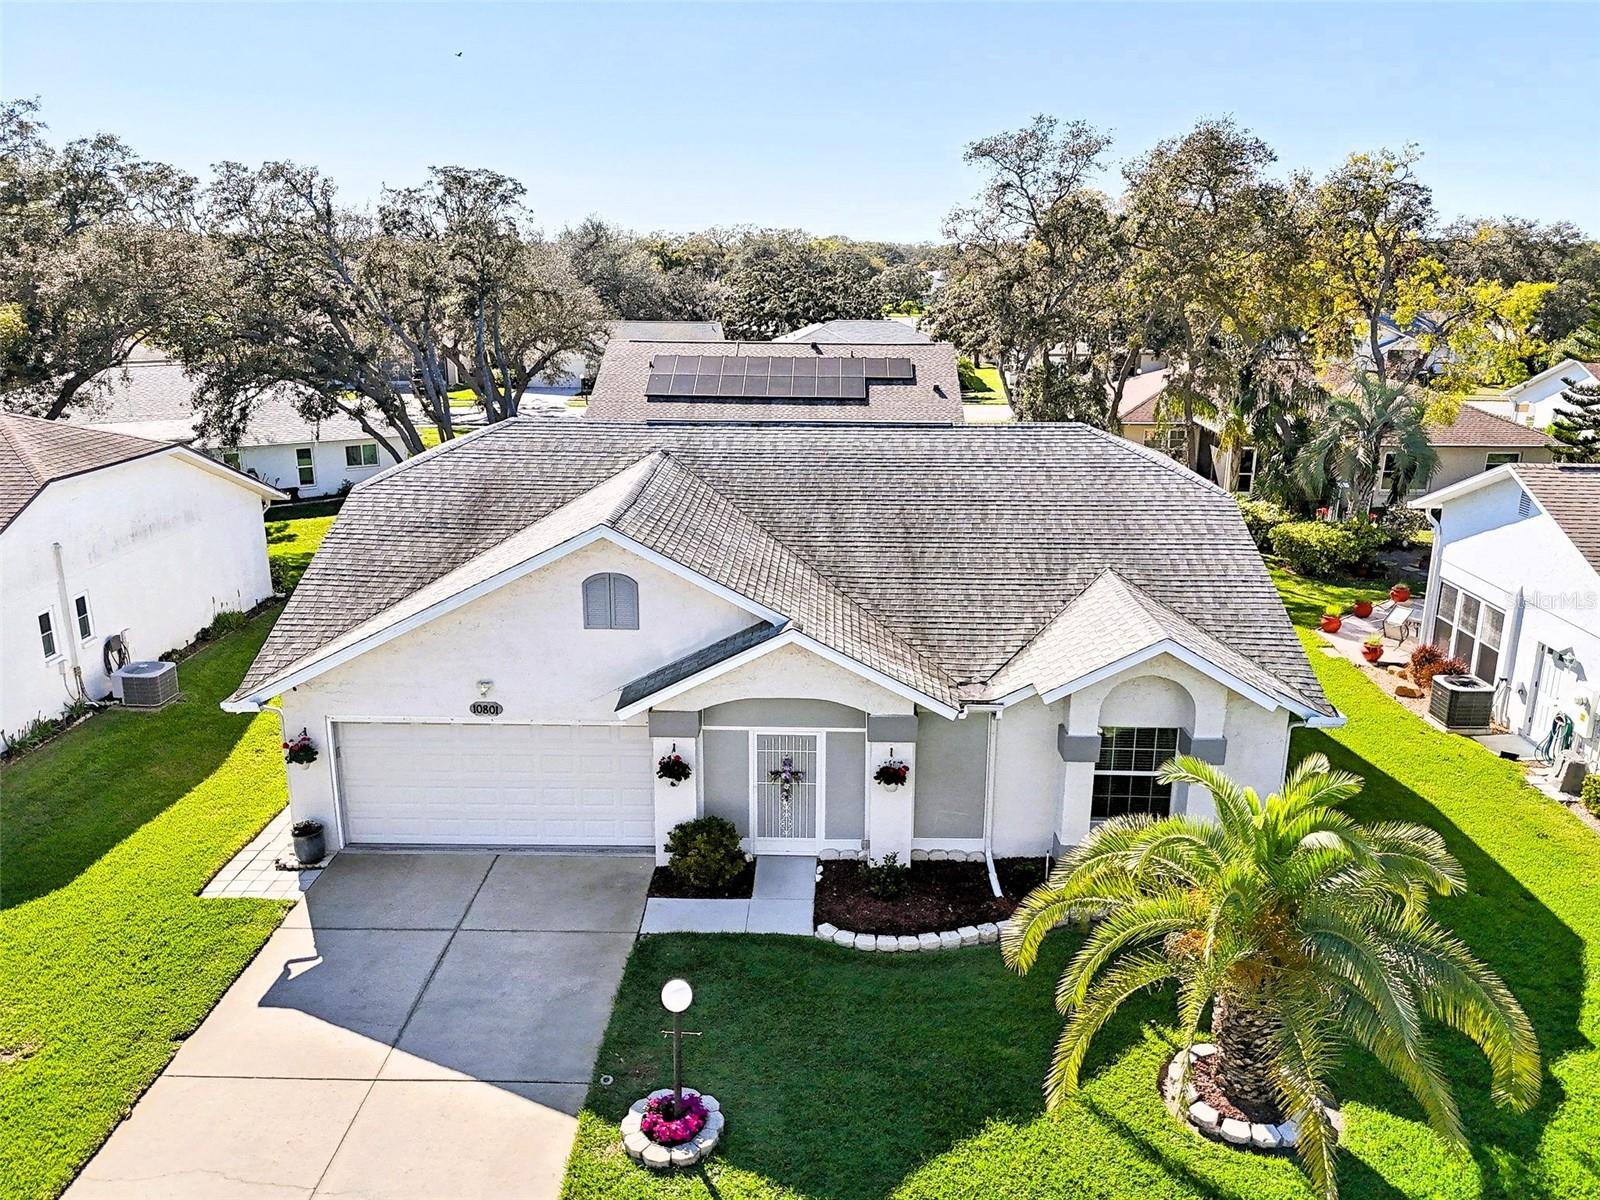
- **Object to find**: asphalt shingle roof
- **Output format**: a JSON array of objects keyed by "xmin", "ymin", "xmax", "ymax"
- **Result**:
[
  {"xmin": 609, "ymin": 321, "xmax": 725, "ymax": 342},
  {"xmin": 1511, "ymin": 462, "xmax": 1600, "ymax": 574},
  {"xmin": 584, "ymin": 340, "xmax": 964, "ymax": 425},
  {"xmin": 78, "ymin": 358, "xmax": 403, "ymax": 449},
  {"xmin": 987, "ymin": 568, "xmax": 1323, "ymax": 713},
  {"xmin": 233, "ymin": 421, "xmax": 1331, "ymax": 717},
  {"xmin": 617, "ymin": 622, "xmax": 785, "ymax": 710},
  {"xmin": 1425, "ymin": 404, "xmax": 1557, "ymax": 448},
  {"xmin": 0, "ymin": 413, "xmax": 170, "ymax": 531}
]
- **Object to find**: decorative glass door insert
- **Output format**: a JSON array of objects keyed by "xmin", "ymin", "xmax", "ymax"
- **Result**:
[{"xmin": 753, "ymin": 733, "xmax": 819, "ymax": 841}]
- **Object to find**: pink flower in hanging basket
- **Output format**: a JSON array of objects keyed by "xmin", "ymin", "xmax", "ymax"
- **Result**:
[
  {"xmin": 656, "ymin": 752, "xmax": 693, "ymax": 786},
  {"xmin": 873, "ymin": 758, "xmax": 910, "ymax": 788},
  {"xmin": 639, "ymin": 1091, "xmax": 708, "ymax": 1146}
]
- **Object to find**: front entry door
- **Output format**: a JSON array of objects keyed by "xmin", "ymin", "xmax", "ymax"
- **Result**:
[{"xmin": 751, "ymin": 732, "xmax": 823, "ymax": 853}]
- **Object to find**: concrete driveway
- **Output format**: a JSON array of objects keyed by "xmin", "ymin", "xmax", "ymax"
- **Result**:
[{"xmin": 67, "ymin": 852, "xmax": 653, "ymax": 1200}]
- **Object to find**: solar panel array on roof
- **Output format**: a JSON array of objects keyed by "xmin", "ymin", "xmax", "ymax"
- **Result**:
[{"xmin": 644, "ymin": 355, "xmax": 914, "ymax": 403}]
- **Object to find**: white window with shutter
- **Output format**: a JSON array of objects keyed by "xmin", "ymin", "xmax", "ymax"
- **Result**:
[{"xmin": 582, "ymin": 572, "xmax": 639, "ymax": 630}]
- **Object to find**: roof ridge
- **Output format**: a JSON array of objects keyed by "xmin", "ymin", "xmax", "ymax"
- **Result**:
[
  {"xmin": 0, "ymin": 414, "xmax": 47, "ymax": 487},
  {"xmin": 611, "ymin": 450, "xmax": 958, "ymax": 695}
]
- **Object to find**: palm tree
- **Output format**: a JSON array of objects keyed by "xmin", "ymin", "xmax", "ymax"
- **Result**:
[
  {"xmin": 1294, "ymin": 374, "xmax": 1437, "ymax": 509},
  {"xmin": 1002, "ymin": 754, "xmax": 1539, "ymax": 1199}
]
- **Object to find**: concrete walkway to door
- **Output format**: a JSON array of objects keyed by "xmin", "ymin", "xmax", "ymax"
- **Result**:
[
  {"xmin": 640, "ymin": 855, "xmax": 816, "ymax": 934},
  {"xmin": 66, "ymin": 851, "xmax": 652, "ymax": 1200}
]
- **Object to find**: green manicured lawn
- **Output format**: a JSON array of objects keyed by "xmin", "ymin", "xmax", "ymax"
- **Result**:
[
  {"xmin": 960, "ymin": 362, "xmax": 1009, "ymax": 404},
  {"xmin": 562, "ymin": 625, "xmax": 1600, "ymax": 1198},
  {"xmin": 264, "ymin": 506, "xmax": 336, "ymax": 592},
  {"xmin": 1269, "ymin": 564, "xmax": 1426, "ymax": 630},
  {"xmin": 0, "ymin": 615, "xmax": 291, "ymax": 1200}
]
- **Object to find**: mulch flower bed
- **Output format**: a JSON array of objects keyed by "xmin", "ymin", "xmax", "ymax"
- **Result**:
[
  {"xmin": 814, "ymin": 857, "xmax": 1046, "ymax": 935},
  {"xmin": 1187, "ymin": 1050, "xmax": 1283, "ymax": 1125},
  {"xmin": 647, "ymin": 862, "xmax": 756, "ymax": 900}
]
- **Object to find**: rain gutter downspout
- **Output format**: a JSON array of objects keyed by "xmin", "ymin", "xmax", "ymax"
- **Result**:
[
  {"xmin": 50, "ymin": 542, "xmax": 86, "ymax": 700},
  {"xmin": 980, "ymin": 707, "xmax": 1003, "ymax": 898}
]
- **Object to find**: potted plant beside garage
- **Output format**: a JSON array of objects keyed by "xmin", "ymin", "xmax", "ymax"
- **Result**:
[
  {"xmin": 291, "ymin": 819, "xmax": 325, "ymax": 865},
  {"xmin": 656, "ymin": 747, "xmax": 693, "ymax": 787},
  {"xmin": 283, "ymin": 728, "xmax": 318, "ymax": 767}
]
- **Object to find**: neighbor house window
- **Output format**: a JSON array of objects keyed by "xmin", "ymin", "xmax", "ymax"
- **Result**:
[
  {"xmin": 1235, "ymin": 446, "xmax": 1257, "ymax": 494},
  {"xmin": 38, "ymin": 610, "xmax": 58, "ymax": 660},
  {"xmin": 73, "ymin": 594, "xmax": 92, "ymax": 640},
  {"xmin": 1485, "ymin": 451, "xmax": 1521, "ymax": 471},
  {"xmin": 295, "ymin": 447, "xmax": 315, "ymax": 487},
  {"xmin": 1377, "ymin": 451, "xmax": 1400, "ymax": 495},
  {"xmin": 221, "ymin": 449, "xmax": 242, "ymax": 470},
  {"xmin": 345, "ymin": 443, "xmax": 379, "ymax": 468},
  {"xmin": 1091, "ymin": 727, "xmax": 1181, "ymax": 822},
  {"xmin": 1430, "ymin": 582, "xmax": 1505, "ymax": 683},
  {"xmin": 582, "ymin": 572, "xmax": 639, "ymax": 629}
]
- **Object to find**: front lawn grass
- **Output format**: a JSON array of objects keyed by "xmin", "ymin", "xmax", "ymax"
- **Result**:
[
  {"xmin": 0, "ymin": 614, "xmax": 291, "ymax": 1200},
  {"xmin": 563, "ymin": 645, "xmax": 1600, "ymax": 1199}
]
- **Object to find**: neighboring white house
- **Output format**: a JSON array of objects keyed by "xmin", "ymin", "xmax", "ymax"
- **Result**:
[
  {"xmin": 223, "ymin": 421, "xmax": 1338, "ymax": 863},
  {"xmin": 80, "ymin": 355, "xmax": 406, "ymax": 500},
  {"xmin": 528, "ymin": 321, "xmax": 728, "ymax": 403},
  {"xmin": 0, "ymin": 414, "xmax": 283, "ymax": 742},
  {"xmin": 1413, "ymin": 463, "xmax": 1600, "ymax": 774},
  {"xmin": 1466, "ymin": 358, "xmax": 1600, "ymax": 432}
]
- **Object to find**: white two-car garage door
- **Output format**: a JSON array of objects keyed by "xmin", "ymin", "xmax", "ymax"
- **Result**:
[{"xmin": 333, "ymin": 722, "xmax": 655, "ymax": 847}]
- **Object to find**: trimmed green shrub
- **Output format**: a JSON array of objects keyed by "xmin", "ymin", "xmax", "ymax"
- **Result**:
[
  {"xmin": 664, "ymin": 816, "xmax": 746, "ymax": 891},
  {"xmin": 1237, "ymin": 498, "xmax": 1294, "ymax": 551},
  {"xmin": 1269, "ymin": 521, "xmax": 1361, "ymax": 578},
  {"xmin": 862, "ymin": 851, "xmax": 909, "ymax": 899},
  {"xmin": 1582, "ymin": 772, "xmax": 1600, "ymax": 818}
]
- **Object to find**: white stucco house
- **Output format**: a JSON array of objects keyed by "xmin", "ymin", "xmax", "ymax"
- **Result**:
[
  {"xmin": 0, "ymin": 413, "xmax": 282, "ymax": 743},
  {"xmin": 1467, "ymin": 358, "xmax": 1600, "ymax": 432},
  {"xmin": 81, "ymin": 354, "xmax": 406, "ymax": 500},
  {"xmin": 223, "ymin": 420, "xmax": 1338, "ymax": 866},
  {"xmin": 1413, "ymin": 463, "xmax": 1600, "ymax": 774}
]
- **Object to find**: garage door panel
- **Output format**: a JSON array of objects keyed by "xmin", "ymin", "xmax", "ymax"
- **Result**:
[{"xmin": 335, "ymin": 722, "xmax": 654, "ymax": 846}]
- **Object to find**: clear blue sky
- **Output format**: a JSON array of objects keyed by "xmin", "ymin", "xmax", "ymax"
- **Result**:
[{"xmin": 4, "ymin": 2, "xmax": 1596, "ymax": 241}]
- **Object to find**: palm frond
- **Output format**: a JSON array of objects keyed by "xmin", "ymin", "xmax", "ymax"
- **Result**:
[{"xmin": 1044, "ymin": 949, "xmax": 1179, "ymax": 1106}]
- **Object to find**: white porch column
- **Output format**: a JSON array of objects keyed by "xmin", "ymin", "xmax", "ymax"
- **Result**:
[
  {"xmin": 865, "ymin": 714, "xmax": 917, "ymax": 863},
  {"xmin": 1057, "ymin": 696, "xmax": 1101, "ymax": 849},
  {"xmin": 1181, "ymin": 684, "xmax": 1229, "ymax": 824},
  {"xmin": 648, "ymin": 711, "xmax": 701, "ymax": 865}
]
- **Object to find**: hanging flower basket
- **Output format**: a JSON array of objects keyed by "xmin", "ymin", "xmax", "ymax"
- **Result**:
[
  {"xmin": 283, "ymin": 728, "xmax": 318, "ymax": 766},
  {"xmin": 873, "ymin": 758, "xmax": 911, "ymax": 788},
  {"xmin": 656, "ymin": 751, "xmax": 693, "ymax": 787}
]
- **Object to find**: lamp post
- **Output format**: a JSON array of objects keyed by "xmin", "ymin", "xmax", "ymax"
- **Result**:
[{"xmin": 659, "ymin": 978, "xmax": 699, "ymax": 1112}]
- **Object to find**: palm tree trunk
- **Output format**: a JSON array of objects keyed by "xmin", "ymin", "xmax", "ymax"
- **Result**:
[{"xmin": 1212, "ymin": 988, "xmax": 1282, "ymax": 1117}]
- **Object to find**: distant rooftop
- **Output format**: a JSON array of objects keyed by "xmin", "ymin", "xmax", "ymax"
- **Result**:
[{"xmin": 775, "ymin": 318, "xmax": 930, "ymax": 345}]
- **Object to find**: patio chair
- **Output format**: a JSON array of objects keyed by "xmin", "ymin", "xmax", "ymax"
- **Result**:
[{"xmin": 1382, "ymin": 603, "xmax": 1418, "ymax": 645}]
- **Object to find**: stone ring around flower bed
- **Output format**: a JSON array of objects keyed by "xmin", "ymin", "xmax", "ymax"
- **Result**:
[
  {"xmin": 1160, "ymin": 1045, "xmax": 1343, "ymax": 1152},
  {"xmin": 814, "ymin": 920, "xmax": 1004, "ymax": 952},
  {"xmin": 621, "ymin": 1089, "xmax": 724, "ymax": 1170}
]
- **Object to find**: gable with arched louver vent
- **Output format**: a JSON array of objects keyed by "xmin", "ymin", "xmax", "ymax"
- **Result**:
[{"xmin": 583, "ymin": 572, "xmax": 639, "ymax": 629}]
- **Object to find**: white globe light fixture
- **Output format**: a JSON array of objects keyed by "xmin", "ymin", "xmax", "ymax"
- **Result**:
[
  {"xmin": 659, "ymin": 978, "xmax": 698, "ymax": 1107},
  {"xmin": 661, "ymin": 978, "xmax": 693, "ymax": 1014}
]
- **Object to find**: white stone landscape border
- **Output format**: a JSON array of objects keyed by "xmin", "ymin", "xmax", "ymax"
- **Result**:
[
  {"xmin": 1160, "ymin": 1045, "xmax": 1343, "ymax": 1152},
  {"xmin": 815, "ymin": 920, "xmax": 1003, "ymax": 951},
  {"xmin": 816, "ymin": 848, "xmax": 1006, "ymax": 950},
  {"xmin": 621, "ymin": 1090, "xmax": 725, "ymax": 1170}
]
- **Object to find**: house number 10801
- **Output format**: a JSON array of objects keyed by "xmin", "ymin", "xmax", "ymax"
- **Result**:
[{"xmin": 469, "ymin": 701, "xmax": 503, "ymax": 717}]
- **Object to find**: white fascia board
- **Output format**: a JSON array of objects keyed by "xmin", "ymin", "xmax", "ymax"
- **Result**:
[
  {"xmin": 229, "ymin": 525, "xmax": 784, "ymax": 707},
  {"xmin": 1036, "ymin": 639, "xmax": 1316, "ymax": 718},
  {"xmin": 1409, "ymin": 464, "xmax": 1527, "ymax": 511},
  {"xmin": 613, "ymin": 628, "xmax": 958, "ymax": 721},
  {"xmin": 168, "ymin": 446, "xmax": 288, "ymax": 501}
]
